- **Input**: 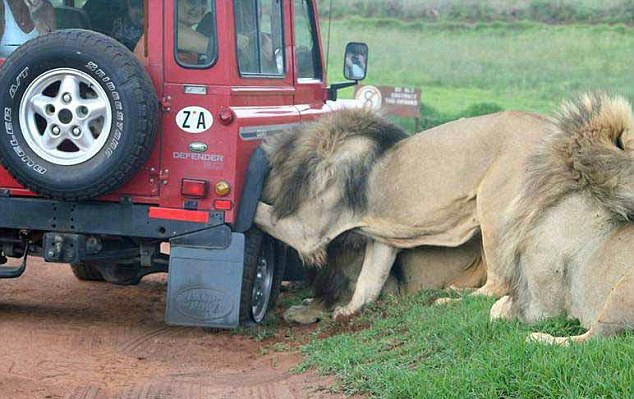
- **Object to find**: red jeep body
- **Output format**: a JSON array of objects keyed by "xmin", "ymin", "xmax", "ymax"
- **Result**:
[
  {"xmin": 0, "ymin": 0, "xmax": 332, "ymax": 220},
  {"xmin": 0, "ymin": 0, "xmax": 365, "ymax": 328}
]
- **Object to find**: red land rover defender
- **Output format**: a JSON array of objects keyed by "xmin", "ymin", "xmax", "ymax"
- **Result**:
[{"xmin": 0, "ymin": 0, "xmax": 367, "ymax": 327}]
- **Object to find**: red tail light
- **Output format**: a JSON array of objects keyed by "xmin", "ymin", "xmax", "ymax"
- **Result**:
[
  {"xmin": 181, "ymin": 179, "xmax": 208, "ymax": 198},
  {"xmin": 213, "ymin": 200, "xmax": 233, "ymax": 210}
]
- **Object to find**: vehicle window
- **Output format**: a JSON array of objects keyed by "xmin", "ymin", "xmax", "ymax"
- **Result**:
[
  {"xmin": 234, "ymin": 0, "xmax": 285, "ymax": 77},
  {"xmin": 293, "ymin": 0, "xmax": 321, "ymax": 80},
  {"xmin": 81, "ymin": 0, "xmax": 127, "ymax": 35},
  {"xmin": 175, "ymin": 0, "xmax": 217, "ymax": 68},
  {"xmin": 0, "ymin": 0, "xmax": 146, "ymax": 57}
]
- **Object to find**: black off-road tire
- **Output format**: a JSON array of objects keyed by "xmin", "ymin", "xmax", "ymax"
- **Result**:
[
  {"xmin": 70, "ymin": 261, "xmax": 104, "ymax": 281},
  {"xmin": 239, "ymin": 228, "xmax": 287, "ymax": 326},
  {"xmin": 0, "ymin": 29, "xmax": 158, "ymax": 200},
  {"xmin": 70, "ymin": 261, "xmax": 143, "ymax": 285}
]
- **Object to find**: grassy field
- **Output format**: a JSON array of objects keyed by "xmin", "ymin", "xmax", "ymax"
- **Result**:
[
  {"xmin": 279, "ymin": 15, "xmax": 634, "ymax": 399},
  {"xmin": 297, "ymin": 292, "xmax": 634, "ymax": 398},
  {"xmin": 322, "ymin": 19, "xmax": 634, "ymax": 130}
]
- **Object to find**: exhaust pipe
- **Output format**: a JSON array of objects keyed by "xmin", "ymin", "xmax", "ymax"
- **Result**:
[{"xmin": 0, "ymin": 244, "xmax": 28, "ymax": 279}]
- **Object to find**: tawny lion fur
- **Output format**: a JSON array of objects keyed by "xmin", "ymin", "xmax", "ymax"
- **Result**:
[
  {"xmin": 490, "ymin": 93, "xmax": 634, "ymax": 344},
  {"xmin": 284, "ymin": 233, "xmax": 486, "ymax": 324},
  {"xmin": 256, "ymin": 107, "xmax": 547, "ymax": 319}
]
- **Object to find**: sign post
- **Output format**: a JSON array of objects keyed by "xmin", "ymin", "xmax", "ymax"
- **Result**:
[{"xmin": 355, "ymin": 85, "xmax": 421, "ymax": 132}]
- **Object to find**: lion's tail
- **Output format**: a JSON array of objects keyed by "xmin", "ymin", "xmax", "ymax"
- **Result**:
[{"xmin": 499, "ymin": 92, "xmax": 634, "ymax": 283}]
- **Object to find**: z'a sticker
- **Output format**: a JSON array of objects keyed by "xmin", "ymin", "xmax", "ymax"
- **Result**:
[{"xmin": 176, "ymin": 106, "xmax": 213, "ymax": 134}]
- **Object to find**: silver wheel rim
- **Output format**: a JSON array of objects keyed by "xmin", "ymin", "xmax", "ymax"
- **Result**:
[
  {"xmin": 19, "ymin": 68, "xmax": 112, "ymax": 166},
  {"xmin": 251, "ymin": 241, "xmax": 274, "ymax": 323}
]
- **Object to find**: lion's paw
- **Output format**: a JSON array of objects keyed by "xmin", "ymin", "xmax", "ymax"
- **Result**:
[
  {"xmin": 447, "ymin": 285, "xmax": 475, "ymax": 295},
  {"xmin": 283, "ymin": 305, "xmax": 325, "ymax": 325},
  {"xmin": 432, "ymin": 297, "xmax": 462, "ymax": 306},
  {"xmin": 489, "ymin": 296, "xmax": 514, "ymax": 321},
  {"xmin": 526, "ymin": 332, "xmax": 570, "ymax": 346},
  {"xmin": 333, "ymin": 306, "xmax": 356, "ymax": 323},
  {"xmin": 473, "ymin": 283, "xmax": 508, "ymax": 298}
]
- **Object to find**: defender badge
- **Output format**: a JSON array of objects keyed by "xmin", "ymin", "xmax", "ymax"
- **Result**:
[{"xmin": 189, "ymin": 142, "xmax": 208, "ymax": 153}]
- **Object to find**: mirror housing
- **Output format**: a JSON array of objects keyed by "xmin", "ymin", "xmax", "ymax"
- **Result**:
[{"xmin": 327, "ymin": 42, "xmax": 369, "ymax": 101}]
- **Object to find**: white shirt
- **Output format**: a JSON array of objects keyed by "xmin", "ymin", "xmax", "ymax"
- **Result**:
[{"xmin": 1, "ymin": 0, "xmax": 39, "ymax": 57}]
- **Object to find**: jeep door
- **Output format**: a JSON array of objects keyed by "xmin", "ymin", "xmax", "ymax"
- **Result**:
[
  {"xmin": 291, "ymin": 0, "xmax": 327, "ymax": 122},
  {"xmin": 161, "ymin": 0, "xmax": 300, "ymax": 224}
]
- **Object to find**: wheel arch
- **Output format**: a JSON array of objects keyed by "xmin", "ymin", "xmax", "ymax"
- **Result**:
[{"xmin": 234, "ymin": 147, "xmax": 270, "ymax": 234}]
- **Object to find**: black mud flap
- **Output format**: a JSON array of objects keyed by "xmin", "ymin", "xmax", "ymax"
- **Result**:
[{"xmin": 165, "ymin": 227, "xmax": 245, "ymax": 328}]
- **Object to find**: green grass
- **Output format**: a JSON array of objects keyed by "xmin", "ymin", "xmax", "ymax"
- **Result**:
[
  {"xmin": 299, "ymin": 291, "xmax": 634, "ymax": 398},
  {"xmin": 292, "ymin": 15, "xmax": 634, "ymax": 398},
  {"xmin": 323, "ymin": 19, "xmax": 634, "ymax": 130}
]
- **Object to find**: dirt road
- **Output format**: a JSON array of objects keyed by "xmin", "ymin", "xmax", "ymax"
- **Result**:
[{"xmin": 0, "ymin": 258, "xmax": 343, "ymax": 399}]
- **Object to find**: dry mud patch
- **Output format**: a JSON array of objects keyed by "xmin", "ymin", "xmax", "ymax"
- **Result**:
[{"xmin": 0, "ymin": 259, "xmax": 348, "ymax": 399}]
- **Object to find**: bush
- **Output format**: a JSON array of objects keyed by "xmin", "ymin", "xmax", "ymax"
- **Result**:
[
  {"xmin": 317, "ymin": 0, "xmax": 634, "ymax": 26},
  {"xmin": 462, "ymin": 102, "xmax": 504, "ymax": 117},
  {"xmin": 527, "ymin": 1, "xmax": 589, "ymax": 24},
  {"xmin": 416, "ymin": 102, "xmax": 504, "ymax": 130}
]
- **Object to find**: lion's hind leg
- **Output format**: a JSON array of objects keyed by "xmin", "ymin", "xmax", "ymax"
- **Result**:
[{"xmin": 528, "ymin": 271, "xmax": 634, "ymax": 345}]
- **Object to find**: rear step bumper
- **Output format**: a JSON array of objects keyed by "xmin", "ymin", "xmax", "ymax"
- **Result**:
[
  {"xmin": 0, "ymin": 197, "xmax": 249, "ymax": 328},
  {"xmin": 0, "ymin": 196, "xmax": 224, "ymax": 239}
]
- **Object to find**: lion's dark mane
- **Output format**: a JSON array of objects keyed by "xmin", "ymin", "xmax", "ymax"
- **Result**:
[{"xmin": 262, "ymin": 108, "xmax": 408, "ymax": 219}]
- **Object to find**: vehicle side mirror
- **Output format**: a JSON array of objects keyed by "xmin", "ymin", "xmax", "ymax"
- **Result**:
[
  {"xmin": 327, "ymin": 42, "xmax": 369, "ymax": 101},
  {"xmin": 343, "ymin": 42, "xmax": 368, "ymax": 81}
]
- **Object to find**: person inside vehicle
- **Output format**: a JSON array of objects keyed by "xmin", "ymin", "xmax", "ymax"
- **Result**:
[
  {"xmin": 82, "ymin": 0, "xmax": 126, "ymax": 35},
  {"xmin": 0, "ymin": 0, "xmax": 55, "ymax": 57},
  {"xmin": 345, "ymin": 44, "xmax": 367, "ymax": 80},
  {"xmin": 111, "ymin": 0, "xmax": 144, "ymax": 51},
  {"xmin": 233, "ymin": 0, "xmax": 280, "ymax": 74},
  {"xmin": 176, "ymin": 0, "xmax": 215, "ymax": 64},
  {"xmin": 176, "ymin": 0, "xmax": 258, "ymax": 67}
]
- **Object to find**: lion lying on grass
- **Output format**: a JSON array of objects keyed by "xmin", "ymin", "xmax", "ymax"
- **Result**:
[
  {"xmin": 490, "ymin": 93, "xmax": 634, "ymax": 344},
  {"xmin": 256, "ymin": 108, "xmax": 547, "ymax": 319},
  {"xmin": 284, "ymin": 233, "xmax": 485, "ymax": 324}
]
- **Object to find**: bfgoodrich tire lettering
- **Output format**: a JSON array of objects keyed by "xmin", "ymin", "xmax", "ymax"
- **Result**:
[{"xmin": 0, "ymin": 30, "xmax": 158, "ymax": 200}]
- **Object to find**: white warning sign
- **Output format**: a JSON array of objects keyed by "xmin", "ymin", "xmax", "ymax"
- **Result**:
[{"xmin": 355, "ymin": 85, "xmax": 382, "ymax": 110}]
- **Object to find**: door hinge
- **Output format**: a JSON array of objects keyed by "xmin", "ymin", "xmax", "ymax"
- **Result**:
[
  {"xmin": 160, "ymin": 96, "xmax": 172, "ymax": 112},
  {"xmin": 149, "ymin": 168, "xmax": 170, "ymax": 185}
]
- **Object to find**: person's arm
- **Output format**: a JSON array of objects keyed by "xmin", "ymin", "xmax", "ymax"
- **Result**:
[
  {"xmin": 134, "ymin": 32, "xmax": 147, "ymax": 60},
  {"xmin": 177, "ymin": 23, "xmax": 209, "ymax": 54}
]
